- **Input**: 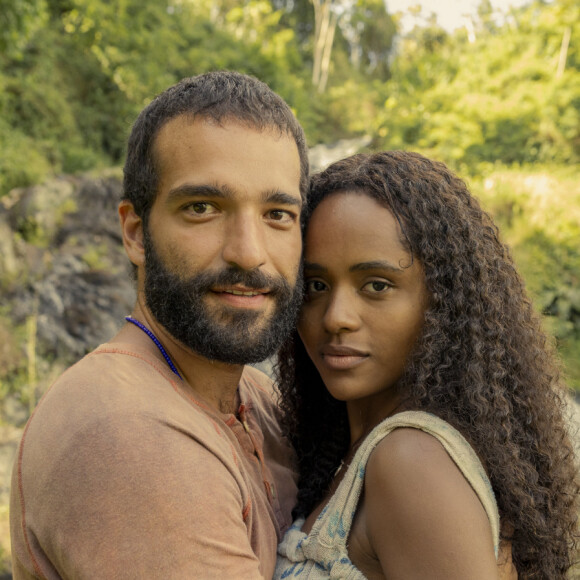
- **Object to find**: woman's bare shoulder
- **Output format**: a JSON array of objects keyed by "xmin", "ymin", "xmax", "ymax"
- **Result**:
[{"xmin": 362, "ymin": 427, "xmax": 499, "ymax": 579}]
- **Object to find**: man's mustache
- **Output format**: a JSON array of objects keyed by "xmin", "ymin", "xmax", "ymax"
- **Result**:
[{"xmin": 182, "ymin": 267, "xmax": 292, "ymax": 297}]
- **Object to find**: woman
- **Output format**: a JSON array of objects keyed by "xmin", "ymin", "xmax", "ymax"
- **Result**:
[{"xmin": 275, "ymin": 151, "xmax": 578, "ymax": 579}]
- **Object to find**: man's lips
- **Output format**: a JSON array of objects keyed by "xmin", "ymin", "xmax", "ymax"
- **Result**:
[
  {"xmin": 210, "ymin": 286, "xmax": 270, "ymax": 307},
  {"xmin": 220, "ymin": 289, "xmax": 267, "ymax": 296},
  {"xmin": 319, "ymin": 345, "xmax": 369, "ymax": 370}
]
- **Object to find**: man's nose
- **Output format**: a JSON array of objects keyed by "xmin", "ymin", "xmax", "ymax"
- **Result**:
[{"xmin": 221, "ymin": 215, "xmax": 267, "ymax": 271}]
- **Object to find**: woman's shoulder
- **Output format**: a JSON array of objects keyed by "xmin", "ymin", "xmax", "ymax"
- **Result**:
[
  {"xmin": 361, "ymin": 425, "xmax": 500, "ymax": 578},
  {"xmin": 364, "ymin": 417, "xmax": 496, "ymax": 533},
  {"xmin": 366, "ymin": 411, "xmax": 499, "ymax": 540},
  {"xmin": 365, "ymin": 425, "xmax": 459, "ymax": 496}
]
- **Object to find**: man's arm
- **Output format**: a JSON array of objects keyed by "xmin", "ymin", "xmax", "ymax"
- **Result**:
[{"xmin": 13, "ymin": 410, "xmax": 266, "ymax": 579}]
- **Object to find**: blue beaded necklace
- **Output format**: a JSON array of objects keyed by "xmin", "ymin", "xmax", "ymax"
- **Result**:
[{"xmin": 125, "ymin": 316, "xmax": 183, "ymax": 380}]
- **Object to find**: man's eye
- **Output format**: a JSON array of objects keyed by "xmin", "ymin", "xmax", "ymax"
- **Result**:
[
  {"xmin": 363, "ymin": 280, "xmax": 390, "ymax": 293},
  {"xmin": 268, "ymin": 209, "xmax": 296, "ymax": 223},
  {"xmin": 184, "ymin": 202, "xmax": 216, "ymax": 215},
  {"xmin": 192, "ymin": 203, "xmax": 210, "ymax": 214}
]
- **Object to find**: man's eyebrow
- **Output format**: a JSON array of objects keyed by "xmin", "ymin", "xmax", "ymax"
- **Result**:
[
  {"xmin": 165, "ymin": 184, "xmax": 301, "ymax": 208},
  {"xmin": 166, "ymin": 184, "xmax": 230, "ymax": 203},
  {"xmin": 264, "ymin": 190, "xmax": 302, "ymax": 209},
  {"xmin": 303, "ymin": 260, "xmax": 405, "ymax": 273}
]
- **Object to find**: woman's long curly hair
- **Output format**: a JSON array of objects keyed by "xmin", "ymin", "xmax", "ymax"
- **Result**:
[{"xmin": 276, "ymin": 151, "xmax": 579, "ymax": 579}]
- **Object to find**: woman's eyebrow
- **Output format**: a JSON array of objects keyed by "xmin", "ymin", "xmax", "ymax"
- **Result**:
[
  {"xmin": 303, "ymin": 260, "xmax": 405, "ymax": 273},
  {"xmin": 303, "ymin": 262, "xmax": 327, "ymax": 273},
  {"xmin": 350, "ymin": 260, "xmax": 405, "ymax": 273}
]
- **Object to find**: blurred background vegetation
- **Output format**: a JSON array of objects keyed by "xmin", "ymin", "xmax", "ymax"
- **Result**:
[
  {"xmin": 0, "ymin": 0, "xmax": 578, "ymax": 391},
  {"xmin": 0, "ymin": 0, "xmax": 578, "ymax": 573}
]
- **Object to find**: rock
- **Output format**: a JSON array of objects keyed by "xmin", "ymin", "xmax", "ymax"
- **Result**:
[
  {"xmin": 309, "ymin": 136, "xmax": 372, "ymax": 172},
  {"xmin": 0, "ymin": 426, "xmax": 22, "ymax": 506},
  {"xmin": 4, "ymin": 177, "xmax": 76, "ymax": 248},
  {"xmin": 1, "ymin": 172, "xmax": 136, "ymax": 375},
  {"xmin": 0, "ymin": 217, "xmax": 17, "ymax": 279}
]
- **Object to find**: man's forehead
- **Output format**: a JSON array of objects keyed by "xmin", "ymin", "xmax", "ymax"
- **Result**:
[
  {"xmin": 153, "ymin": 114, "xmax": 288, "ymax": 148},
  {"xmin": 151, "ymin": 114, "xmax": 301, "ymax": 206}
]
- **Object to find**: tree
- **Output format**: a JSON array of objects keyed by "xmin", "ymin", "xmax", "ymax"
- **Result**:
[
  {"xmin": 311, "ymin": 0, "xmax": 340, "ymax": 92},
  {"xmin": 293, "ymin": 0, "xmax": 395, "ymax": 92},
  {"xmin": 0, "ymin": 0, "xmax": 48, "ymax": 58},
  {"xmin": 340, "ymin": 0, "xmax": 396, "ymax": 79}
]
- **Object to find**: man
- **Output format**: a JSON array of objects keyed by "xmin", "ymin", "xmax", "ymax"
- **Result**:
[{"xmin": 10, "ymin": 71, "xmax": 309, "ymax": 579}]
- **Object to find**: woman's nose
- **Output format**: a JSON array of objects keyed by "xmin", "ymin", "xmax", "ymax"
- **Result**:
[{"xmin": 322, "ymin": 288, "xmax": 361, "ymax": 334}]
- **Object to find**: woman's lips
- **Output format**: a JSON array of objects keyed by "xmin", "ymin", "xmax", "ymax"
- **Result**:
[{"xmin": 320, "ymin": 345, "xmax": 369, "ymax": 370}]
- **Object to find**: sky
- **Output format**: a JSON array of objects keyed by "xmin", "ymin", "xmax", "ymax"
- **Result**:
[{"xmin": 385, "ymin": 0, "xmax": 536, "ymax": 33}]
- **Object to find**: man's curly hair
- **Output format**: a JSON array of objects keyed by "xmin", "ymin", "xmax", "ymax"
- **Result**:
[{"xmin": 276, "ymin": 151, "xmax": 579, "ymax": 579}]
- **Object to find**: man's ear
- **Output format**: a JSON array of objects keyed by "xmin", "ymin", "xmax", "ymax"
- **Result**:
[{"xmin": 119, "ymin": 200, "xmax": 145, "ymax": 267}]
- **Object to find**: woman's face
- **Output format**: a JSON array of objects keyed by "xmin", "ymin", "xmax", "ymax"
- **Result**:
[{"xmin": 298, "ymin": 191, "xmax": 429, "ymax": 408}]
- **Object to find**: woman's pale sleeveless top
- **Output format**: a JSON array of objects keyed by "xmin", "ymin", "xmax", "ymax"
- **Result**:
[{"xmin": 275, "ymin": 411, "xmax": 500, "ymax": 579}]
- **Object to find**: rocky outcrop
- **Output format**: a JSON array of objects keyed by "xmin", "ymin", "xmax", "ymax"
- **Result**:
[
  {"xmin": 0, "ymin": 172, "xmax": 136, "ymax": 423},
  {"xmin": 309, "ymin": 136, "xmax": 372, "ymax": 172}
]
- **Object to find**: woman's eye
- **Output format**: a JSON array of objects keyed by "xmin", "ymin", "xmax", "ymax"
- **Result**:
[
  {"xmin": 305, "ymin": 280, "xmax": 328, "ymax": 294},
  {"xmin": 364, "ymin": 280, "xmax": 390, "ymax": 293}
]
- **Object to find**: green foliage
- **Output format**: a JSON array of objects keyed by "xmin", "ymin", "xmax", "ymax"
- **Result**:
[
  {"xmin": 0, "ymin": 0, "xmax": 48, "ymax": 58},
  {"xmin": 0, "ymin": 121, "xmax": 53, "ymax": 193},
  {"xmin": 472, "ymin": 166, "xmax": 580, "ymax": 389},
  {"xmin": 0, "ymin": 0, "xmax": 578, "ymax": 387},
  {"xmin": 0, "ymin": 23, "xmax": 111, "ymax": 189},
  {"xmin": 558, "ymin": 337, "xmax": 580, "ymax": 391},
  {"xmin": 1, "ymin": 0, "xmax": 578, "ymax": 192},
  {"xmin": 0, "ymin": 311, "xmax": 35, "ymax": 421},
  {"xmin": 349, "ymin": 0, "xmax": 396, "ymax": 79},
  {"xmin": 82, "ymin": 242, "xmax": 111, "ymax": 270},
  {"xmin": 367, "ymin": 1, "xmax": 580, "ymax": 390},
  {"xmin": 0, "ymin": 0, "xmax": 325, "ymax": 195},
  {"xmin": 0, "ymin": 313, "xmax": 25, "ymax": 380},
  {"xmin": 0, "ymin": 506, "xmax": 10, "ymax": 575},
  {"xmin": 373, "ymin": 0, "xmax": 580, "ymax": 172}
]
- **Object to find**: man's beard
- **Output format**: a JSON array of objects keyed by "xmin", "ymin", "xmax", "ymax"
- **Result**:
[{"xmin": 143, "ymin": 233, "xmax": 303, "ymax": 365}]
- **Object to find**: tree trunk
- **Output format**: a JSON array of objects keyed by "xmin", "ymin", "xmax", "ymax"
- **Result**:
[
  {"xmin": 556, "ymin": 26, "xmax": 571, "ymax": 79},
  {"xmin": 311, "ymin": 0, "xmax": 339, "ymax": 93}
]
